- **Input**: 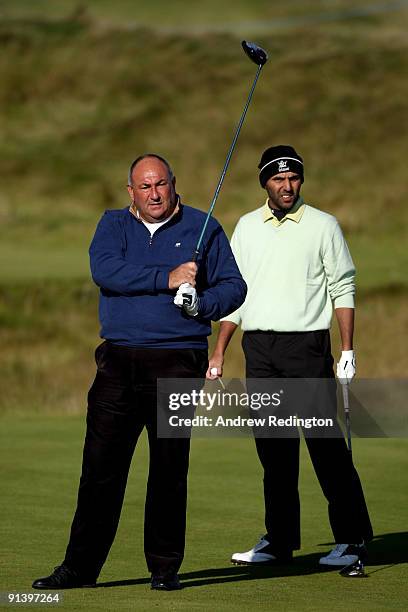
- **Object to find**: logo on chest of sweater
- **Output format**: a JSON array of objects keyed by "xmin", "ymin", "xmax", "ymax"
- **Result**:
[{"xmin": 175, "ymin": 242, "xmax": 181, "ymax": 247}]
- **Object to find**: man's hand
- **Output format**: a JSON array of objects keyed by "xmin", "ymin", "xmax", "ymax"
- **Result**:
[
  {"xmin": 206, "ymin": 354, "xmax": 224, "ymax": 380},
  {"xmin": 205, "ymin": 321, "xmax": 237, "ymax": 380},
  {"xmin": 174, "ymin": 283, "xmax": 199, "ymax": 317},
  {"xmin": 336, "ymin": 350, "xmax": 356, "ymax": 384},
  {"xmin": 168, "ymin": 262, "xmax": 197, "ymax": 289}
]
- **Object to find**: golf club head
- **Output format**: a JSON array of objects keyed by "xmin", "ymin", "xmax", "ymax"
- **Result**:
[
  {"xmin": 242, "ymin": 40, "xmax": 268, "ymax": 66},
  {"xmin": 339, "ymin": 559, "xmax": 367, "ymax": 578}
]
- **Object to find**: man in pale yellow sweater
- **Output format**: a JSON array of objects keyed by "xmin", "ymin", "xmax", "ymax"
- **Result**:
[{"xmin": 208, "ymin": 145, "xmax": 373, "ymax": 568}]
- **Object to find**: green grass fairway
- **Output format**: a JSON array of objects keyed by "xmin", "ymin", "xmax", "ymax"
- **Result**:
[{"xmin": 1, "ymin": 415, "xmax": 407, "ymax": 610}]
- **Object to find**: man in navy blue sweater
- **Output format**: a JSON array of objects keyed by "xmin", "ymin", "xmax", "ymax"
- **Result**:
[{"xmin": 33, "ymin": 154, "xmax": 246, "ymax": 591}]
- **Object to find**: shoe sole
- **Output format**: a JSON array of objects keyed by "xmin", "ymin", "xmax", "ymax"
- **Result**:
[
  {"xmin": 231, "ymin": 558, "xmax": 292, "ymax": 566},
  {"xmin": 151, "ymin": 585, "xmax": 182, "ymax": 591},
  {"xmin": 319, "ymin": 558, "xmax": 360, "ymax": 568},
  {"xmin": 32, "ymin": 584, "xmax": 96, "ymax": 590}
]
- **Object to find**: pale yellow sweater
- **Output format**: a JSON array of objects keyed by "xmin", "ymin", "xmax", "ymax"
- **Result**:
[{"xmin": 222, "ymin": 197, "xmax": 355, "ymax": 331}]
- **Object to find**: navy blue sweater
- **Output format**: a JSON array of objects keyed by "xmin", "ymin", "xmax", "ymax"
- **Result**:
[{"xmin": 89, "ymin": 204, "xmax": 247, "ymax": 348}]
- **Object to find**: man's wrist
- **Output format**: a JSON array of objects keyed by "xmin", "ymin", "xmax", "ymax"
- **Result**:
[{"xmin": 157, "ymin": 270, "xmax": 170, "ymax": 291}]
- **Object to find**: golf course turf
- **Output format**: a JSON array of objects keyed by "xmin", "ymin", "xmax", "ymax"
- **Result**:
[{"xmin": 1, "ymin": 415, "xmax": 407, "ymax": 610}]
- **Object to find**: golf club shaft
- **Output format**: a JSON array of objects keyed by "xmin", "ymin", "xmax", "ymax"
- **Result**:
[
  {"xmin": 192, "ymin": 63, "xmax": 263, "ymax": 261},
  {"xmin": 217, "ymin": 376, "xmax": 226, "ymax": 391},
  {"xmin": 341, "ymin": 382, "xmax": 352, "ymax": 456}
]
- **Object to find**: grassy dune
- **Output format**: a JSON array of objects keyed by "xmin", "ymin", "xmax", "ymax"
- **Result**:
[
  {"xmin": 1, "ymin": 12, "xmax": 408, "ymax": 250},
  {"xmin": 1, "ymin": 0, "xmax": 402, "ymax": 29},
  {"xmin": 1, "ymin": 7, "xmax": 407, "ymax": 406}
]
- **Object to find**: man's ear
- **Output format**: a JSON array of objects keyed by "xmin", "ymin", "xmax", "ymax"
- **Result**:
[{"xmin": 127, "ymin": 185, "xmax": 134, "ymax": 200}]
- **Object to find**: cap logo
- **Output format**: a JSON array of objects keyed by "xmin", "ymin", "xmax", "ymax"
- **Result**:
[{"xmin": 278, "ymin": 159, "xmax": 289, "ymax": 172}]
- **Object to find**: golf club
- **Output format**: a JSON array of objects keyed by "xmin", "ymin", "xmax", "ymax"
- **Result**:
[
  {"xmin": 210, "ymin": 366, "xmax": 226, "ymax": 390},
  {"xmin": 338, "ymin": 381, "xmax": 366, "ymax": 579},
  {"xmin": 339, "ymin": 558, "xmax": 367, "ymax": 578},
  {"xmin": 191, "ymin": 40, "xmax": 268, "ymax": 262},
  {"xmin": 341, "ymin": 382, "xmax": 352, "ymax": 457}
]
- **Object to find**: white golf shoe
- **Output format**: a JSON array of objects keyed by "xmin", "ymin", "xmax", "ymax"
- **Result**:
[
  {"xmin": 319, "ymin": 543, "xmax": 367, "ymax": 567},
  {"xmin": 231, "ymin": 536, "xmax": 292, "ymax": 565}
]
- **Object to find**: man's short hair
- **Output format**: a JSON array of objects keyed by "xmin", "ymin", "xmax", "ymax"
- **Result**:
[{"xmin": 127, "ymin": 154, "xmax": 174, "ymax": 186}]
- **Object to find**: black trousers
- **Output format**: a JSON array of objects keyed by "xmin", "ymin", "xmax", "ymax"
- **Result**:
[
  {"xmin": 63, "ymin": 341, "xmax": 208, "ymax": 580},
  {"xmin": 242, "ymin": 330, "xmax": 373, "ymax": 553}
]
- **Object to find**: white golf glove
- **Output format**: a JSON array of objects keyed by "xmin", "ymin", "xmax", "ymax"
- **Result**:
[
  {"xmin": 173, "ymin": 283, "xmax": 199, "ymax": 317},
  {"xmin": 336, "ymin": 350, "xmax": 356, "ymax": 384}
]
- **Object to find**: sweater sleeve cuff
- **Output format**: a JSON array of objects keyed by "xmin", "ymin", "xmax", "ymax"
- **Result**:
[
  {"xmin": 155, "ymin": 270, "xmax": 169, "ymax": 291},
  {"xmin": 220, "ymin": 309, "xmax": 242, "ymax": 326},
  {"xmin": 334, "ymin": 294, "xmax": 355, "ymax": 309}
]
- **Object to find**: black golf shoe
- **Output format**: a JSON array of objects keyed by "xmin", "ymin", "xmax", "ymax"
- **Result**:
[
  {"xmin": 32, "ymin": 565, "xmax": 96, "ymax": 589},
  {"xmin": 151, "ymin": 573, "xmax": 182, "ymax": 591}
]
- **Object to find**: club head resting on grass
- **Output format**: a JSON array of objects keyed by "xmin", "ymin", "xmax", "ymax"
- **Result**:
[
  {"xmin": 241, "ymin": 40, "xmax": 268, "ymax": 66},
  {"xmin": 339, "ymin": 559, "xmax": 367, "ymax": 578}
]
